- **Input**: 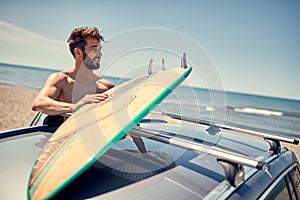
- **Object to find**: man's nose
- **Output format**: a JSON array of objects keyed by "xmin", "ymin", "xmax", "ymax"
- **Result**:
[{"xmin": 96, "ymin": 50, "xmax": 102, "ymax": 57}]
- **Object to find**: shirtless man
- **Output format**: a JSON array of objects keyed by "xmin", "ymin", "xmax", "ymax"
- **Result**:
[{"xmin": 32, "ymin": 27, "xmax": 114, "ymax": 116}]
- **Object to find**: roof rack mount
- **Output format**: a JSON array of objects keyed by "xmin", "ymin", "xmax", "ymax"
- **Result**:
[{"xmin": 130, "ymin": 127, "xmax": 271, "ymax": 187}]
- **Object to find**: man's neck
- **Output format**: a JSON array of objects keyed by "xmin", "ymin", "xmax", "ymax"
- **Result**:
[{"xmin": 73, "ymin": 62, "xmax": 96, "ymax": 82}]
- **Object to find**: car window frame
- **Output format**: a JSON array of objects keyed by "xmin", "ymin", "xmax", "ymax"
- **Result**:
[{"xmin": 259, "ymin": 163, "xmax": 300, "ymax": 200}]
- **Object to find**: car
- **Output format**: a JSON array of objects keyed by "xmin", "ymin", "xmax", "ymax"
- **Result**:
[{"xmin": 1, "ymin": 111, "xmax": 299, "ymax": 199}]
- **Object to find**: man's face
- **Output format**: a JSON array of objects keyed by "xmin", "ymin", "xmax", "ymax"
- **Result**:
[{"xmin": 82, "ymin": 38, "xmax": 102, "ymax": 70}]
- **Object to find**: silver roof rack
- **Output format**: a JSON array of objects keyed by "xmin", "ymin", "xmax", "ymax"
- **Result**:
[
  {"xmin": 158, "ymin": 112, "xmax": 299, "ymax": 155},
  {"xmin": 130, "ymin": 126, "xmax": 271, "ymax": 187}
]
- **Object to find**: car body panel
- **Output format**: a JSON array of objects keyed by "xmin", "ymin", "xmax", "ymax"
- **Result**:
[{"xmin": 0, "ymin": 132, "xmax": 51, "ymax": 199}]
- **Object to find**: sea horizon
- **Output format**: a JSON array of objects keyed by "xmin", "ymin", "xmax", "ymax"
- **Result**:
[
  {"xmin": 1, "ymin": 62, "xmax": 300, "ymax": 139},
  {"xmin": 1, "ymin": 61, "xmax": 299, "ymax": 102}
]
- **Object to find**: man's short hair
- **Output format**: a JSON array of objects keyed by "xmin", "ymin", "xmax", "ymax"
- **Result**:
[{"xmin": 67, "ymin": 27, "xmax": 104, "ymax": 57}]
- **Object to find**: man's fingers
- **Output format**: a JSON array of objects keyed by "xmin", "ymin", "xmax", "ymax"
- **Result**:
[
  {"xmin": 94, "ymin": 93, "xmax": 108, "ymax": 98},
  {"xmin": 74, "ymin": 94, "xmax": 109, "ymax": 111},
  {"xmin": 82, "ymin": 98, "xmax": 98, "ymax": 104},
  {"xmin": 81, "ymin": 94, "xmax": 109, "ymax": 105},
  {"xmin": 91, "ymin": 94, "xmax": 109, "ymax": 103}
]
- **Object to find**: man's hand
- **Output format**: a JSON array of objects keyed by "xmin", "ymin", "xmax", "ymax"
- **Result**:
[{"xmin": 72, "ymin": 93, "xmax": 108, "ymax": 112}]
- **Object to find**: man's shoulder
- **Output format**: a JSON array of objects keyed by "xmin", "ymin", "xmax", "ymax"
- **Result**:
[
  {"xmin": 46, "ymin": 71, "xmax": 73, "ymax": 85},
  {"xmin": 97, "ymin": 77, "xmax": 115, "ymax": 87},
  {"xmin": 96, "ymin": 77, "xmax": 115, "ymax": 91},
  {"xmin": 50, "ymin": 71, "xmax": 67, "ymax": 77}
]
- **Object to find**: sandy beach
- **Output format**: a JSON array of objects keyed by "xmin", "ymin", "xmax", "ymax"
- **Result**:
[
  {"xmin": 0, "ymin": 84, "xmax": 299, "ymax": 160},
  {"xmin": 0, "ymin": 85, "xmax": 38, "ymax": 131}
]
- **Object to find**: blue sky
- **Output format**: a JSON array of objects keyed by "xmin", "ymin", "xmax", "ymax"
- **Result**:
[{"xmin": 0, "ymin": 0, "xmax": 299, "ymax": 100}]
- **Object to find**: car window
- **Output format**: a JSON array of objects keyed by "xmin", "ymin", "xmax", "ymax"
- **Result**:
[
  {"xmin": 286, "ymin": 173, "xmax": 297, "ymax": 200},
  {"xmin": 264, "ymin": 177, "xmax": 290, "ymax": 200},
  {"xmin": 289, "ymin": 166, "xmax": 300, "ymax": 198},
  {"xmin": 263, "ymin": 165, "xmax": 300, "ymax": 200}
]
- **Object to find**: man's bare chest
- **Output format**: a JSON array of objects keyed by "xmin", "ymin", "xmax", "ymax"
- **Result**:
[{"xmin": 58, "ymin": 81, "xmax": 102, "ymax": 103}]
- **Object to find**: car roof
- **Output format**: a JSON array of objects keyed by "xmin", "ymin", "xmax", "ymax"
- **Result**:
[{"xmin": 0, "ymin": 113, "xmax": 298, "ymax": 199}]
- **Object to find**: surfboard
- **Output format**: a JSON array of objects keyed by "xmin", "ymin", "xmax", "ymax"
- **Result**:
[{"xmin": 27, "ymin": 66, "xmax": 192, "ymax": 199}]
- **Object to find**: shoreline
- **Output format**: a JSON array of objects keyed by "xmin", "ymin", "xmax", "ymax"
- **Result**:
[{"xmin": 0, "ymin": 84, "xmax": 299, "ymax": 161}]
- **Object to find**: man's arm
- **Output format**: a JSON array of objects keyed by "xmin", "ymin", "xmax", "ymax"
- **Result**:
[
  {"xmin": 32, "ymin": 73, "xmax": 74, "ymax": 115},
  {"xmin": 32, "ymin": 73, "xmax": 109, "ymax": 116}
]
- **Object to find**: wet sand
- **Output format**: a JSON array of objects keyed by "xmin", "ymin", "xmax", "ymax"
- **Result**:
[{"xmin": 0, "ymin": 84, "xmax": 299, "ymax": 160}]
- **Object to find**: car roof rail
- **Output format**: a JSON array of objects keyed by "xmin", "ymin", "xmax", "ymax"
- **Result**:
[
  {"xmin": 0, "ymin": 125, "xmax": 56, "ymax": 139},
  {"xmin": 130, "ymin": 127, "xmax": 271, "ymax": 187},
  {"xmin": 156, "ymin": 112, "xmax": 299, "ymax": 155}
]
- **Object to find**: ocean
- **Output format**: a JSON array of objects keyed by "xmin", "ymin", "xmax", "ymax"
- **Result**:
[{"xmin": 0, "ymin": 62, "xmax": 299, "ymax": 139}]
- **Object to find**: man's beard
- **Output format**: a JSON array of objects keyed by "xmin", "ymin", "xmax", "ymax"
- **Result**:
[{"xmin": 83, "ymin": 52, "xmax": 100, "ymax": 70}]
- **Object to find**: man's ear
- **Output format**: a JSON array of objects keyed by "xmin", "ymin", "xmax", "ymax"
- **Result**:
[{"xmin": 74, "ymin": 48, "xmax": 83, "ymax": 59}]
